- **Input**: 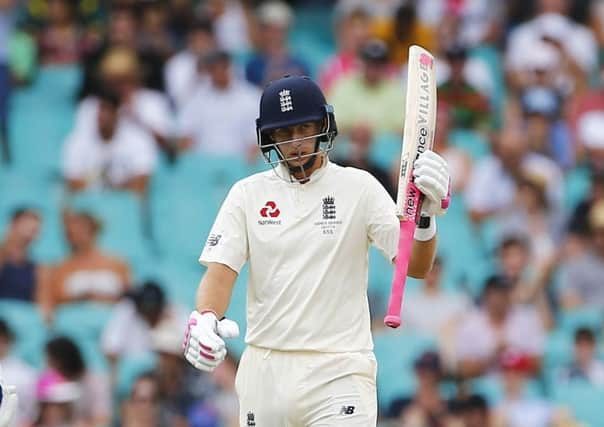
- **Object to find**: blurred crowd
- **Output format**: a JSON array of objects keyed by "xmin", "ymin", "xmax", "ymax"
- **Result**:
[{"xmin": 2, "ymin": 0, "xmax": 604, "ymax": 426}]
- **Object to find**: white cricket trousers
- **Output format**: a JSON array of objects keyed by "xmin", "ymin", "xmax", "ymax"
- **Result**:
[{"xmin": 235, "ymin": 345, "xmax": 378, "ymax": 426}]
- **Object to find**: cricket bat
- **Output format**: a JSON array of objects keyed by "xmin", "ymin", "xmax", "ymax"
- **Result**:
[{"xmin": 384, "ymin": 45, "xmax": 437, "ymax": 328}]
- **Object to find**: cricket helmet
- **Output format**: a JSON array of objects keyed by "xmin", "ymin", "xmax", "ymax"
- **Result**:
[{"xmin": 256, "ymin": 75, "xmax": 338, "ymax": 157}]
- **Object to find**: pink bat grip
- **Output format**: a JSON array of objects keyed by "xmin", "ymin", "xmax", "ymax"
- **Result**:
[{"xmin": 384, "ymin": 220, "xmax": 417, "ymax": 328}]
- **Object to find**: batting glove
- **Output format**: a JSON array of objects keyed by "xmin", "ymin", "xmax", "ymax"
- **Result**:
[
  {"xmin": 183, "ymin": 310, "xmax": 239, "ymax": 372},
  {"xmin": 413, "ymin": 150, "xmax": 450, "ymax": 217},
  {"xmin": 0, "ymin": 365, "xmax": 18, "ymax": 427}
]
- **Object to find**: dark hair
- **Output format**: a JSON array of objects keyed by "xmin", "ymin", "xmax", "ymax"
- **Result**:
[
  {"xmin": 482, "ymin": 275, "xmax": 512, "ymax": 295},
  {"xmin": 131, "ymin": 281, "xmax": 166, "ymax": 315},
  {"xmin": 97, "ymin": 88, "xmax": 121, "ymax": 109},
  {"xmin": 11, "ymin": 207, "xmax": 40, "ymax": 222},
  {"xmin": 449, "ymin": 393, "xmax": 488, "ymax": 414},
  {"xmin": 499, "ymin": 235, "xmax": 529, "ymax": 252},
  {"xmin": 575, "ymin": 327, "xmax": 595, "ymax": 344},
  {"xmin": 46, "ymin": 336, "xmax": 86, "ymax": 380},
  {"xmin": 0, "ymin": 319, "xmax": 15, "ymax": 342},
  {"xmin": 189, "ymin": 17, "xmax": 214, "ymax": 35}
]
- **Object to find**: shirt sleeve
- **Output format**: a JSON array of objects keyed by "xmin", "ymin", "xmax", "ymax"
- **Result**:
[
  {"xmin": 61, "ymin": 131, "xmax": 86, "ymax": 179},
  {"xmin": 100, "ymin": 300, "xmax": 133, "ymax": 355},
  {"xmin": 127, "ymin": 129, "xmax": 158, "ymax": 177},
  {"xmin": 199, "ymin": 181, "xmax": 249, "ymax": 273},
  {"xmin": 365, "ymin": 172, "xmax": 399, "ymax": 262}
]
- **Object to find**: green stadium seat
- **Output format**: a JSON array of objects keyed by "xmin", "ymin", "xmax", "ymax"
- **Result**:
[
  {"xmin": 552, "ymin": 380, "xmax": 604, "ymax": 427},
  {"xmin": 558, "ymin": 307, "xmax": 603, "ymax": 336},
  {"xmin": 52, "ymin": 302, "xmax": 114, "ymax": 342},
  {"xmin": 115, "ymin": 352, "xmax": 158, "ymax": 400},
  {"xmin": 0, "ymin": 300, "xmax": 48, "ymax": 368},
  {"xmin": 448, "ymin": 129, "xmax": 490, "ymax": 160},
  {"xmin": 373, "ymin": 328, "xmax": 437, "ymax": 410}
]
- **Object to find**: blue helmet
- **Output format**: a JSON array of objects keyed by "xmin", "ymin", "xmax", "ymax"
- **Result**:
[{"xmin": 256, "ymin": 75, "xmax": 337, "ymax": 158}]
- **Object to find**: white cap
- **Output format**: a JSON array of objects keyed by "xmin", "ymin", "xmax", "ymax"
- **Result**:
[
  {"xmin": 256, "ymin": 1, "xmax": 293, "ymax": 27},
  {"xmin": 578, "ymin": 111, "xmax": 604, "ymax": 149}
]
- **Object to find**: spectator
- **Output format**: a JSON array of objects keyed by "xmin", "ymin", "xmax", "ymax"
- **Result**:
[
  {"xmin": 455, "ymin": 276, "xmax": 545, "ymax": 379},
  {"xmin": 44, "ymin": 336, "xmax": 111, "ymax": 426},
  {"xmin": 498, "ymin": 174, "xmax": 563, "ymax": 266},
  {"xmin": 520, "ymin": 86, "xmax": 573, "ymax": 169},
  {"xmin": 403, "ymin": 257, "xmax": 470, "ymax": 347},
  {"xmin": 505, "ymin": 0, "xmax": 597, "ymax": 95},
  {"xmin": 575, "ymin": 108, "xmax": 604, "ymax": 173},
  {"xmin": 202, "ymin": 0, "xmax": 251, "ymax": 54},
  {"xmin": 438, "ymin": 44, "xmax": 491, "ymax": 130},
  {"xmin": 495, "ymin": 236, "xmax": 556, "ymax": 331},
  {"xmin": 335, "ymin": 123, "xmax": 395, "ymax": 199},
  {"xmin": 319, "ymin": 6, "xmax": 371, "ymax": 93},
  {"xmin": 372, "ymin": 2, "xmax": 437, "ymax": 67},
  {"xmin": 464, "ymin": 126, "xmax": 563, "ymax": 223},
  {"xmin": 329, "ymin": 38, "xmax": 404, "ymax": 134},
  {"xmin": 568, "ymin": 60, "xmax": 604, "ymax": 162},
  {"xmin": 187, "ymin": 354, "xmax": 239, "ymax": 427},
  {"xmin": 62, "ymin": 89, "xmax": 158, "ymax": 194},
  {"xmin": 558, "ymin": 327, "xmax": 604, "ymax": 387},
  {"xmin": 119, "ymin": 372, "xmax": 161, "ymax": 427},
  {"xmin": 164, "ymin": 18, "xmax": 216, "ymax": 111},
  {"xmin": 151, "ymin": 316, "xmax": 213, "ymax": 426},
  {"xmin": 138, "ymin": 1, "xmax": 175, "ymax": 61},
  {"xmin": 245, "ymin": 1, "xmax": 310, "ymax": 87},
  {"xmin": 32, "ymin": 369, "xmax": 81, "ymax": 427},
  {"xmin": 177, "ymin": 49, "xmax": 260, "ymax": 156},
  {"xmin": 101, "ymin": 281, "xmax": 187, "ymax": 367},
  {"xmin": 44, "ymin": 211, "xmax": 131, "ymax": 313},
  {"xmin": 493, "ymin": 350, "xmax": 575, "ymax": 427},
  {"xmin": 558, "ymin": 200, "xmax": 604, "ymax": 310},
  {"xmin": 0, "ymin": 208, "xmax": 48, "ymax": 304},
  {"xmin": 79, "ymin": 5, "xmax": 165, "ymax": 97},
  {"xmin": 0, "ymin": 319, "xmax": 37, "ymax": 426},
  {"xmin": 78, "ymin": 46, "xmax": 174, "ymax": 153},
  {"xmin": 37, "ymin": 0, "xmax": 95, "ymax": 65},
  {"xmin": 448, "ymin": 394, "xmax": 491, "ymax": 427},
  {"xmin": 567, "ymin": 170, "xmax": 604, "ymax": 241},
  {"xmin": 387, "ymin": 351, "xmax": 450, "ymax": 426}
]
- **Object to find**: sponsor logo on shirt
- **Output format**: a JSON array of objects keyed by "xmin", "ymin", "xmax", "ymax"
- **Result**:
[
  {"xmin": 340, "ymin": 405, "xmax": 356, "ymax": 415},
  {"xmin": 259, "ymin": 201, "xmax": 282, "ymax": 225},
  {"xmin": 279, "ymin": 89, "xmax": 293, "ymax": 112},
  {"xmin": 260, "ymin": 201, "xmax": 281, "ymax": 218},
  {"xmin": 206, "ymin": 233, "xmax": 222, "ymax": 247}
]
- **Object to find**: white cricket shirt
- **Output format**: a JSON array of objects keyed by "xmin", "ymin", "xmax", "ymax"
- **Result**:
[{"xmin": 199, "ymin": 160, "xmax": 399, "ymax": 352}]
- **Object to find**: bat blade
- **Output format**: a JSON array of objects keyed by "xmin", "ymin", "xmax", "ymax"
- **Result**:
[{"xmin": 384, "ymin": 45, "xmax": 437, "ymax": 328}]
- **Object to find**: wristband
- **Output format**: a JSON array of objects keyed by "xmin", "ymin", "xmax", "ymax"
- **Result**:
[{"xmin": 414, "ymin": 216, "xmax": 436, "ymax": 241}]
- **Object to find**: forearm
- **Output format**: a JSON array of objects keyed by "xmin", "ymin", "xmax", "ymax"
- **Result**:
[{"xmin": 195, "ymin": 263, "xmax": 238, "ymax": 317}]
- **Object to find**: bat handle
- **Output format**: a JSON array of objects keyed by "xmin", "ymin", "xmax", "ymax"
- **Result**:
[{"xmin": 384, "ymin": 219, "xmax": 417, "ymax": 328}]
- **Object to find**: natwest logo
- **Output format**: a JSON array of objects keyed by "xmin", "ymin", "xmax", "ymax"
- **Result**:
[{"xmin": 260, "ymin": 201, "xmax": 280, "ymax": 218}]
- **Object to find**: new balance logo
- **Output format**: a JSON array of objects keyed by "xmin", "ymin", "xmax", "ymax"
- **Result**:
[
  {"xmin": 339, "ymin": 405, "xmax": 355, "ymax": 415},
  {"xmin": 279, "ymin": 89, "xmax": 293, "ymax": 112}
]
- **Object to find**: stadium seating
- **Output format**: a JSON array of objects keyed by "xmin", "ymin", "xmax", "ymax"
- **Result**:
[
  {"xmin": 373, "ymin": 328, "xmax": 437, "ymax": 410},
  {"xmin": 553, "ymin": 380, "xmax": 604, "ymax": 427},
  {"xmin": 0, "ymin": 300, "xmax": 48, "ymax": 368}
]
